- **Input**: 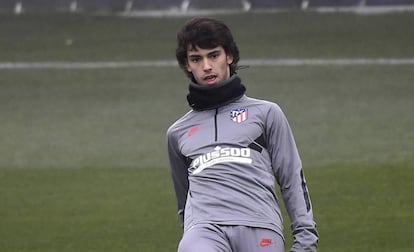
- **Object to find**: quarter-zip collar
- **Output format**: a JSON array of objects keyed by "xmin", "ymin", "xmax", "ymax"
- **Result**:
[{"xmin": 187, "ymin": 75, "xmax": 246, "ymax": 111}]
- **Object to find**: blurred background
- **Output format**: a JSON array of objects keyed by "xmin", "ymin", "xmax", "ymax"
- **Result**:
[
  {"xmin": 1, "ymin": 0, "xmax": 414, "ymax": 13},
  {"xmin": 1, "ymin": 1, "xmax": 413, "ymax": 251}
]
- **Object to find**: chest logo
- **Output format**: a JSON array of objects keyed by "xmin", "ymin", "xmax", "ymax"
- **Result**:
[
  {"xmin": 187, "ymin": 126, "xmax": 200, "ymax": 137},
  {"xmin": 230, "ymin": 108, "xmax": 248, "ymax": 123},
  {"xmin": 191, "ymin": 146, "xmax": 252, "ymax": 175}
]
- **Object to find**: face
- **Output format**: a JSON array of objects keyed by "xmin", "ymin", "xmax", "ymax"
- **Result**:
[{"xmin": 186, "ymin": 45, "xmax": 234, "ymax": 86}]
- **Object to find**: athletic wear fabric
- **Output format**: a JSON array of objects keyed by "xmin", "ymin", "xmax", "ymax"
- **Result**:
[
  {"xmin": 167, "ymin": 75, "xmax": 318, "ymax": 251},
  {"xmin": 178, "ymin": 224, "xmax": 285, "ymax": 252}
]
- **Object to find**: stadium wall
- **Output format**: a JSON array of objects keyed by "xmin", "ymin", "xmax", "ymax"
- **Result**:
[{"xmin": 0, "ymin": 0, "xmax": 414, "ymax": 13}]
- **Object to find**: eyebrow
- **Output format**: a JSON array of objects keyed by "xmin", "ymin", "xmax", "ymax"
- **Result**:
[
  {"xmin": 208, "ymin": 50, "xmax": 221, "ymax": 56},
  {"xmin": 188, "ymin": 49, "xmax": 221, "ymax": 58},
  {"xmin": 188, "ymin": 54, "xmax": 201, "ymax": 59}
]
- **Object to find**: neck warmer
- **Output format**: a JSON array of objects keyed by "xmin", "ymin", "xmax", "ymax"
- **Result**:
[{"xmin": 187, "ymin": 75, "xmax": 246, "ymax": 111}]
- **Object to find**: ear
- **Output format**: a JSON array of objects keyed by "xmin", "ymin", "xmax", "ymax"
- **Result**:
[
  {"xmin": 227, "ymin": 54, "xmax": 234, "ymax": 65},
  {"xmin": 186, "ymin": 62, "xmax": 192, "ymax": 72}
]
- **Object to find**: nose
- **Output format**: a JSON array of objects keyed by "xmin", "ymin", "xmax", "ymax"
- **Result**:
[{"xmin": 202, "ymin": 58, "xmax": 212, "ymax": 71}]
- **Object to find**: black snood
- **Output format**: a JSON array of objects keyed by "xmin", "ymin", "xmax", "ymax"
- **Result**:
[{"xmin": 187, "ymin": 75, "xmax": 246, "ymax": 111}]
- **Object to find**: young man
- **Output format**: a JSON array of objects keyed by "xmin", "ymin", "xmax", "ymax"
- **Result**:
[{"xmin": 167, "ymin": 17, "xmax": 318, "ymax": 252}]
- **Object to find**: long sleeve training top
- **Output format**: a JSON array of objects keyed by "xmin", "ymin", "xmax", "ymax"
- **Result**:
[{"xmin": 167, "ymin": 76, "xmax": 318, "ymax": 251}]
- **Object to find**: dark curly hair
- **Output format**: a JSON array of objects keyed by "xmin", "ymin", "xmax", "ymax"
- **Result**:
[{"xmin": 176, "ymin": 17, "xmax": 240, "ymax": 79}]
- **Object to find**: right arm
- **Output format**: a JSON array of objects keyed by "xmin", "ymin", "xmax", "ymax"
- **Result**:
[{"xmin": 167, "ymin": 128, "xmax": 189, "ymax": 228}]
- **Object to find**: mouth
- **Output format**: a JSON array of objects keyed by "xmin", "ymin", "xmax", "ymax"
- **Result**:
[{"xmin": 203, "ymin": 75, "xmax": 218, "ymax": 85}]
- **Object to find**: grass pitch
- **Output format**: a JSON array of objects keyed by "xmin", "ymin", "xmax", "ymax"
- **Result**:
[{"xmin": 1, "ymin": 11, "xmax": 413, "ymax": 252}]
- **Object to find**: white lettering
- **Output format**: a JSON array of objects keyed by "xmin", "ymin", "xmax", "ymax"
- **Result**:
[
  {"xmin": 241, "ymin": 148, "xmax": 250, "ymax": 157},
  {"xmin": 230, "ymin": 148, "xmax": 240, "ymax": 156},
  {"xmin": 191, "ymin": 146, "xmax": 252, "ymax": 175}
]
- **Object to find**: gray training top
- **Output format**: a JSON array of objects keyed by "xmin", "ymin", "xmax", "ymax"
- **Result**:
[{"xmin": 167, "ymin": 76, "xmax": 318, "ymax": 251}]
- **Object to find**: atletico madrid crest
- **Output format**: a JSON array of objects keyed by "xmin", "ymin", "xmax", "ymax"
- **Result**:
[{"xmin": 230, "ymin": 108, "xmax": 248, "ymax": 123}]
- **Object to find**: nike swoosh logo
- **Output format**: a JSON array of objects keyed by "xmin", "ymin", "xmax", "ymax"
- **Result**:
[{"xmin": 260, "ymin": 238, "xmax": 272, "ymax": 247}]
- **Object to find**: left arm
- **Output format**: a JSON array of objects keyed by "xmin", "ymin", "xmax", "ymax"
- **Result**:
[{"xmin": 265, "ymin": 104, "xmax": 319, "ymax": 251}]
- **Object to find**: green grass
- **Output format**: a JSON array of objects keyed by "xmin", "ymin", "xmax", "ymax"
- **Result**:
[
  {"xmin": 0, "ymin": 68, "xmax": 186, "ymax": 169},
  {"xmin": 307, "ymin": 163, "xmax": 414, "ymax": 252},
  {"xmin": 1, "ymin": 11, "xmax": 413, "ymax": 252},
  {"xmin": 1, "ymin": 11, "xmax": 414, "ymax": 61},
  {"xmin": 1, "ymin": 164, "xmax": 413, "ymax": 251},
  {"xmin": 0, "ymin": 168, "xmax": 181, "ymax": 252},
  {"xmin": 241, "ymin": 65, "xmax": 414, "ymax": 167},
  {"xmin": 2, "ymin": 66, "xmax": 412, "ymax": 169}
]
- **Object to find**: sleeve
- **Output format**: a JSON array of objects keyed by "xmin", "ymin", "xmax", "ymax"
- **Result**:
[
  {"xmin": 166, "ymin": 126, "xmax": 189, "ymax": 229},
  {"xmin": 265, "ymin": 104, "xmax": 319, "ymax": 252}
]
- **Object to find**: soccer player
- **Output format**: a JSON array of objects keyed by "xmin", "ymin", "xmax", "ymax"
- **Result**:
[{"xmin": 166, "ymin": 17, "xmax": 319, "ymax": 252}]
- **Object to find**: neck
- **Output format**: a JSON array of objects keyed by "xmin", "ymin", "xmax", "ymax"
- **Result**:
[{"xmin": 187, "ymin": 75, "xmax": 246, "ymax": 111}]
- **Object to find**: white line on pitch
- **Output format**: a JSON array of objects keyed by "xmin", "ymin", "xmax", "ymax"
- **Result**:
[{"xmin": 1, "ymin": 58, "xmax": 414, "ymax": 70}]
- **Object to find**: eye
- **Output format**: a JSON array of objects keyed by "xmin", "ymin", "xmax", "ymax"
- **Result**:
[
  {"xmin": 189, "ymin": 57, "xmax": 200, "ymax": 63},
  {"xmin": 210, "ymin": 53, "xmax": 219, "ymax": 59}
]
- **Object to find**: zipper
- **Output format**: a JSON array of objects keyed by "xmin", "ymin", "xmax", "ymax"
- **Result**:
[{"xmin": 214, "ymin": 108, "xmax": 218, "ymax": 141}]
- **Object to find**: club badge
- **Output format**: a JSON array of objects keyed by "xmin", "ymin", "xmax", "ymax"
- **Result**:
[{"xmin": 230, "ymin": 108, "xmax": 248, "ymax": 123}]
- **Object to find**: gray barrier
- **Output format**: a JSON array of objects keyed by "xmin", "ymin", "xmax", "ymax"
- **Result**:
[{"xmin": 1, "ymin": 0, "xmax": 414, "ymax": 13}]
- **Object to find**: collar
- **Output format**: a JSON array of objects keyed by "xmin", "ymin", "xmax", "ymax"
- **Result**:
[{"xmin": 186, "ymin": 75, "xmax": 246, "ymax": 111}]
